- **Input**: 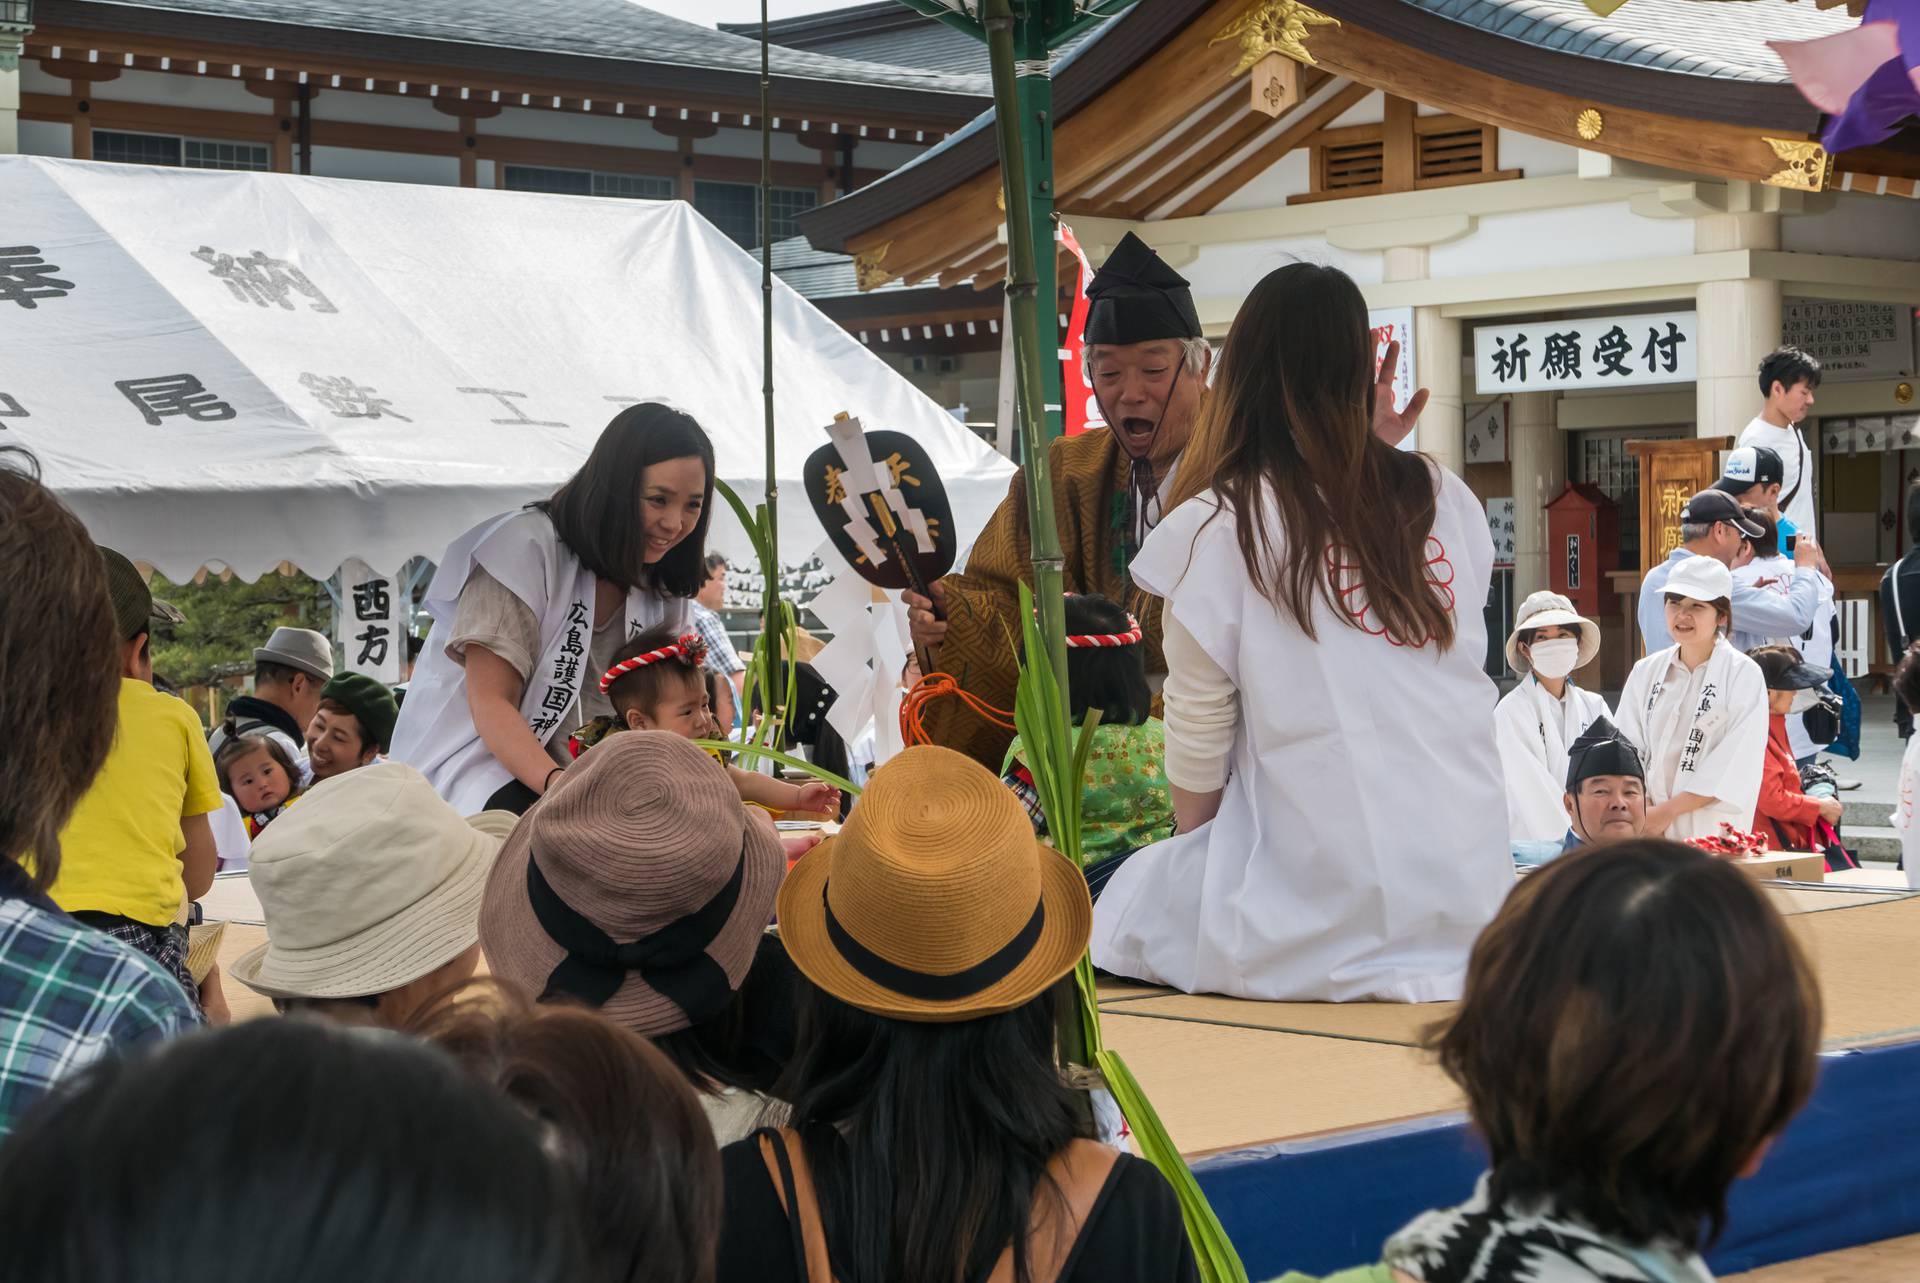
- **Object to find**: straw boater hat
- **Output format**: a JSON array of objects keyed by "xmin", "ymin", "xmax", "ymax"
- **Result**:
[
  {"xmin": 777, "ymin": 744, "xmax": 1092, "ymax": 1024},
  {"xmin": 230, "ymin": 763, "xmax": 514, "ymax": 1000},
  {"xmin": 479, "ymin": 731, "xmax": 783, "ymax": 1037},
  {"xmin": 1503, "ymin": 590, "xmax": 1601, "ymax": 675}
]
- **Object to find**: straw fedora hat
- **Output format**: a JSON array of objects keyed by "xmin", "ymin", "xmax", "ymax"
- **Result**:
[
  {"xmin": 1504, "ymin": 590, "xmax": 1601, "ymax": 675},
  {"xmin": 778, "ymin": 744, "xmax": 1091, "ymax": 1024},
  {"xmin": 230, "ymin": 763, "xmax": 513, "ymax": 1000},
  {"xmin": 479, "ymin": 730, "xmax": 783, "ymax": 1038}
]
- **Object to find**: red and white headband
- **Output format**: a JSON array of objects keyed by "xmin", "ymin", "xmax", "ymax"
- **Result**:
[
  {"xmin": 1065, "ymin": 615, "xmax": 1142, "ymax": 648},
  {"xmin": 599, "ymin": 633, "xmax": 707, "ymax": 693}
]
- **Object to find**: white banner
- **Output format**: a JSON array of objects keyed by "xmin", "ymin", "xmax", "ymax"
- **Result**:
[
  {"xmin": 0, "ymin": 156, "xmax": 1014, "ymax": 583},
  {"xmin": 1487, "ymin": 497, "xmax": 1516, "ymax": 569},
  {"xmin": 1473, "ymin": 310, "xmax": 1697, "ymax": 395},
  {"xmin": 335, "ymin": 558, "xmax": 405, "ymax": 685},
  {"xmin": 1783, "ymin": 298, "xmax": 1915, "ymax": 381},
  {"xmin": 1464, "ymin": 399, "xmax": 1509, "ymax": 464}
]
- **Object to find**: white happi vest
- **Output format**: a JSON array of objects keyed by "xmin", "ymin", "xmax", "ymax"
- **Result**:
[
  {"xmin": 1896, "ymin": 735, "xmax": 1920, "ymax": 890},
  {"xmin": 1615, "ymin": 637, "xmax": 1768, "ymax": 843},
  {"xmin": 390, "ymin": 509, "xmax": 684, "ymax": 814},
  {"xmin": 1090, "ymin": 466, "xmax": 1512, "ymax": 1004},
  {"xmin": 1494, "ymin": 675, "xmax": 1612, "ymax": 843}
]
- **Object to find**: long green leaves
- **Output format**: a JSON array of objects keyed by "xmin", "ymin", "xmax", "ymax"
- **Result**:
[
  {"xmin": 1011, "ymin": 584, "xmax": 1247, "ymax": 1283},
  {"xmin": 689, "ymin": 740, "xmax": 860, "ymax": 798}
]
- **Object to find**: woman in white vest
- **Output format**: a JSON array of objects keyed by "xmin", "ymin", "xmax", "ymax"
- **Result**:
[
  {"xmin": 391, "ymin": 404, "xmax": 712, "ymax": 814},
  {"xmin": 1494, "ymin": 592, "xmax": 1610, "ymax": 843},
  {"xmin": 1089, "ymin": 262, "xmax": 1511, "ymax": 1004},
  {"xmin": 1616, "ymin": 555, "xmax": 1769, "ymax": 842}
]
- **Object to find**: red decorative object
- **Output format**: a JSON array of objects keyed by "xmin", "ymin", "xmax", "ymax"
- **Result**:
[
  {"xmin": 1686, "ymin": 823, "xmax": 1769, "ymax": 859},
  {"xmin": 1325, "ymin": 537, "xmax": 1455, "ymax": 648}
]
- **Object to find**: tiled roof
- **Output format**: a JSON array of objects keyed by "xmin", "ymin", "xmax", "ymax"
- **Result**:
[
  {"xmin": 1409, "ymin": 0, "xmax": 1857, "ymax": 84},
  {"xmin": 722, "ymin": 1, "xmax": 1097, "ymax": 77},
  {"xmin": 752, "ymin": 236, "xmax": 911, "ymax": 298},
  {"xmin": 63, "ymin": 0, "xmax": 992, "ymax": 96}
]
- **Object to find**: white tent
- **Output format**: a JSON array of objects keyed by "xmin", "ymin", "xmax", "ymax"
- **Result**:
[{"xmin": 0, "ymin": 155, "xmax": 1013, "ymax": 583}]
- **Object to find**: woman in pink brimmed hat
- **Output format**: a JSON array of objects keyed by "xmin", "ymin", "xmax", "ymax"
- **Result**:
[{"xmin": 480, "ymin": 730, "xmax": 790, "ymax": 1143}]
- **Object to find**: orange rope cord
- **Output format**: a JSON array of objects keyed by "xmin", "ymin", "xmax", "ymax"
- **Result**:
[{"xmin": 899, "ymin": 672, "xmax": 1014, "ymax": 747}]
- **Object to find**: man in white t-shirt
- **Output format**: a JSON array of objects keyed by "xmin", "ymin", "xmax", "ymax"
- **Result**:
[{"xmin": 1736, "ymin": 346, "xmax": 1822, "ymax": 541}]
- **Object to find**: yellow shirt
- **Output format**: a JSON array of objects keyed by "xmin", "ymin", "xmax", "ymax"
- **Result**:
[{"xmin": 49, "ymin": 679, "xmax": 223, "ymax": 926}]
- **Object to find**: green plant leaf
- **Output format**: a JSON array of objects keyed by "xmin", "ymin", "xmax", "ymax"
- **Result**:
[
  {"xmin": 690, "ymin": 741, "xmax": 860, "ymax": 797},
  {"xmin": 1097, "ymin": 1049, "xmax": 1249, "ymax": 1283}
]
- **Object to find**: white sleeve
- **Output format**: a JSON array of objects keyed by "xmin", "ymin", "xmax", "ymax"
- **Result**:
[
  {"xmin": 1160, "ymin": 608, "xmax": 1239, "ymax": 791},
  {"xmin": 1615, "ymin": 658, "xmax": 1655, "ymax": 761},
  {"xmin": 1495, "ymin": 691, "xmax": 1573, "ymax": 843}
]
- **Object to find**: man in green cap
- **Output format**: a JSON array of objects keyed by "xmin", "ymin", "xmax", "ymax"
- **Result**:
[
  {"xmin": 306, "ymin": 673, "xmax": 398, "ymax": 785},
  {"xmin": 903, "ymin": 232, "xmax": 1426, "ymax": 769}
]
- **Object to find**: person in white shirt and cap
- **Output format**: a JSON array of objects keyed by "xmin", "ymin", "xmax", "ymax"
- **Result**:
[
  {"xmin": 1494, "ymin": 592, "xmax": 1611, "ymax": 843},
  {"xmin": 1617, "ymin": 555, "xmax": 1769, "ymax": 842}
]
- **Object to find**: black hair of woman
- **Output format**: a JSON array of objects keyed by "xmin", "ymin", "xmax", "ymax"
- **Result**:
[
  {"xmin": 534, "ymin": 402, "xmax": 716, "ymax": 598},
  {"xmin": 773, "ymin": 977, "xmax": 1092, "ymax": 1283},
  {"xmin": 1064, "ymin": 592, "xmax": 1152, "ymax": 727},
  {"xmin": 0, "ymin": 1018, "xmax": 582, "ymax": 1283}
]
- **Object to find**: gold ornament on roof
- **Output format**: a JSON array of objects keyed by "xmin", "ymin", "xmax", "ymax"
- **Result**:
[
  {"xmin": 1574, "ymin": 109, "xmax": 1604, "ymax": 141},
  {"xmin": 853, "ymin": 241, "xmax": 893, "ymax": 292},
  {"xmin": 1210, "ymin": 0, "xmax": 1342, "ymax": 74},
  {"xmin": 1761, "ymin": 137, "xmax": 1832, "ymax": 192}
]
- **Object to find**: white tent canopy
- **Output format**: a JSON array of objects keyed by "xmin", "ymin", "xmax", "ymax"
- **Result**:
[{"xmin": 0, "ymin": 156, "xmax": 1013, "ymax": 582}]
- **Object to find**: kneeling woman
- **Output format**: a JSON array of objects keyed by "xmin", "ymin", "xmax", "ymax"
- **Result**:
[
  {"xmin": 1616, "ymin": 555, "xmax": 1769, "ymax": 842},
  {"xmin": 1493, "ymin": 591, "xmax": 1609, "ymax": 843},
  {"xmin": 392, "ymin": 404, "xmax": 713, "ymax": 814},
  {"xmin": 1090, "ymin": 263, "xmax": 1511, "ymax": 1004}
]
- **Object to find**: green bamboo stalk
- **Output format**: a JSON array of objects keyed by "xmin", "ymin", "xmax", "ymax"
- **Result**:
[
  {"xmin": 983, "ymin": 0, "xmax": 1069, "ymax": 713},
  {"xmin": 758, "ymin": 0, "xmax": 786, "ymax": 740}
]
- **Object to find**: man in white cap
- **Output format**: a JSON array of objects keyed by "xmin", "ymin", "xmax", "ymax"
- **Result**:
[
  {"xmin": 1494, "ymin": 591, "xmax": 1610, "ymax": 843},
  {"xmin": 1637, "ymin": 489, "xmax": 1821, "ymax": 653},
  {"xmin": 231, "ymin": 762, "xmax": 513, "ymax": 1027},
  {"xmin": 209, "ymin": 626, "xmax": 335, "ymax": 760}
]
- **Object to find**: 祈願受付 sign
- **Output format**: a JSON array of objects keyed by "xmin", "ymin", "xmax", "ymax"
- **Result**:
[{"xmin": 1473, "ymin": 311, "xmax": 1697, "ymax": 395}]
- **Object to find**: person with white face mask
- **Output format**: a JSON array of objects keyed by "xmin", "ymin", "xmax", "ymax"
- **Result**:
[{"xmin": 1494, "ymin": 593, "xmax": 1611, "ymax": 843}]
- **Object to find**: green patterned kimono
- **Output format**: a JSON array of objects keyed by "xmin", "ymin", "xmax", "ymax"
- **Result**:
[{"xmin": 1003, "ymin": 719, "xmax": 1175, "ymax": 862}]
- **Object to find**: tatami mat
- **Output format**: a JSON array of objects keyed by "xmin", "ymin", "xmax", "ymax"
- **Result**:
[
  {"xmin": 1100, "ymin": 1012, "xmax": 1463, "ymax": 1156},
  {"xmin": 1098, "ymin": 994, "xmax": 1449, "ymax": 1048},
  {"xmin": 1723, "ymin": 1233, "xmax": 1920, "ymax": 1281},
  {"xmin": 1786, "ymin": 897, "xmax": 1920, "ymax": 1049}
]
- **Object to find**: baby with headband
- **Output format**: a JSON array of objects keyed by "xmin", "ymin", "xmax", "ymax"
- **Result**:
[{"xmin": 590, "ymin": 622, "xmax": 840, "ymax": 819}]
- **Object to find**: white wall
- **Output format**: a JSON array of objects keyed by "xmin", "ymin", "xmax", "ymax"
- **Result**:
[
  {"xmin": 68, "ymin": 67, "xmax": 265, "ymax": 115},
  {"xmin": 1430, "ymin": 201, "xmax": 1692, "ymax": 277},
  {"xmin": 309, "ymin": 146, "xmax": 460, "ymax": 186},
  {"xmin": 1184, "ymin": 235, "xmax": 1384, "ymax": 302},
  {"xmin": 1784, "ymin": 191, "xmax": 1920, "ymax": 262},
  {"xmin": 18, "ymin": 118, "xmax": 72, "ymax": 158},
  {"xmin": 698, "ymin": 124, "xmax": 853, "ymax": 164},
  {"xmin": 1496, "ymin": 128, "xmax": 1579, "ymax": 178},
  {"xmin": 1209, "ymin": 149, "xmax": 1311, "ymax": 215},
  {"xmin": 1327, "ymin": 90, "xmax": 1384, "ymax": 130},
  {"xmin": 310, "ymin": 90, "xmax": 451, "ymax": 130}
]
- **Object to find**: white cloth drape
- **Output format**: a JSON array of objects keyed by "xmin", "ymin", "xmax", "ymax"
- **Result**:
[
  {"xmin": 1494, "ymin": 676, "xmax": 1611, "ymax": 842},
  {"xmin": 1615, "ymin": 638, "xmax": 1768, "ymax": 843},
  {"xmin": 1090, "ymin": 465, "xmax": 1512, "ymax": 1003}
]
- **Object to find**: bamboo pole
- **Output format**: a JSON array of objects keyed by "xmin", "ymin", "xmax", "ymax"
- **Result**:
[
  {"xmin": 758, "ymin": 0, "xmax": 785, "ymax": 727},
  {"xmin": 983, "ymin": 0, "xmax": 1069, "ymax": 709}
]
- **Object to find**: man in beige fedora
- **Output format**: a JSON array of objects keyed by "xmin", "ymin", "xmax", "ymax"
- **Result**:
[
  {"xmin": 210, "ymin": 625, "xmax": 335, "ymax": 760},
  {"xmin": 231, "ymin": 762, "xmax": 513, "ymax": 1027}
]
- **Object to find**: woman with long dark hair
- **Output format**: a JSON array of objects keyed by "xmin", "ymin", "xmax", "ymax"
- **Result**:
[
  {"xmin": 717, "ymin": 745, "xmax": 1197, "ymax": 1283},
  {"xmin": 393, "ymin": 403, "xmax": 715, "ymax": 813},
  {"xmin": 1090, "ymin": 262, "xmax": 1510, "ymax": 1003}
]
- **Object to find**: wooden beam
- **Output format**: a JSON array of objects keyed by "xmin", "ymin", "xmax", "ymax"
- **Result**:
[
  {"xmin": 25, "ymin": 27, "xmax": 971, "ymax": 133},
  {"xmin": 25, "ymin": 92, "xmax": 283, "ymax": 141},
  {"xmin": 1165, "ymin": 80, "xmax": 1371, "ymax": 218},
  {"xmin": 1079, "ymin": 85, "xmax": 1249, "ymax": 214},
  {"xmin": 653, "ymin": 115, "xmax": 720, "ymax": 141},
  {"xmin": 939, "ymin": 241, "xmax": 1005, "ymax": 289},
  {"xmin": 39, "ymin": 59, "xmax": 119, "ymax": 83},
  {"xmin": 71, "ymin": 81, "xmax": 91, "ymax": 161},
  {"xmin": 1298, "ymin": 16, "xmax": 1816, "ymax": 188},
  {"xmin": 458, "ymin": 115, "xmax": 477, "ymax": 188},
  {"xmin": 435, "ymin": 97, "xmax": 501, "ymax": 120},
  {"xmin": 1382, "ymin": 95, "xmax": 1415, "ymax": 193}
]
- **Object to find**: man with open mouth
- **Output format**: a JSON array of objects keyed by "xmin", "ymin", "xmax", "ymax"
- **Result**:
[{"xmin": 903, "ymin": 233, "xmax": 1425, "ymax": 769}]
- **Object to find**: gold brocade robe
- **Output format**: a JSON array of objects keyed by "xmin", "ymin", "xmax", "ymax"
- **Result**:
[{"xmin": 924, "ymin": 430, "xmax": 1167, "ymax": 769}]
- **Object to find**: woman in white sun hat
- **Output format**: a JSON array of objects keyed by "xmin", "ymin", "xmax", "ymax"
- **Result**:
[
  {"xmin": 1494, "ymin": 591, "xmax": 1610, "ymax": 843},
  {"xmin": 231, "ymin": 762, "xmax": 514, "ymax": 1027},
  {"xmin": 1616, "ymin": 555, "xmax": 1769, "ymax": 843}
]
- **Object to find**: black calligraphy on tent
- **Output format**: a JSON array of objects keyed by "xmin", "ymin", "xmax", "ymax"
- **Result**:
[
  {"xmin": 0, "ymin": 247, "xmax": 73, "ymax": 309},
  {"xmin": 192, "ymin": 247, "xmax": 338, "ymax": 314},
  {"xmin": 115, "ymin": 374, "xmax": 236, "ymax": 425}
]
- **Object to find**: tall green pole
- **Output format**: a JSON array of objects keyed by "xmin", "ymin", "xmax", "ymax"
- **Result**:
[
  {"xmin": 1011, "ymin": 2, "xmax": 1061, "ymax": 451},
  {"xmin": 759, "ymin": 0, "xmax": 784, "ymax": 722},
  {"xmin": 983, "ymin": 0, "xmax": 1070, "ymax": 777}
]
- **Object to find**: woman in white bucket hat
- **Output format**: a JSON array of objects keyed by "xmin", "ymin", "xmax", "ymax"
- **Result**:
[
  {"xmin": 1616, "ymin": 555, "xmax": 1769, "ymax": 843},
  {"xmin": 1494, "ymin": 592, "xmax": 1610, "ymax": 842}
]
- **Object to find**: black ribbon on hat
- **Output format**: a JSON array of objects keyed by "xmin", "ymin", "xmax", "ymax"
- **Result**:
[
  {"xmin": 526, "ymin": 849, "xmax": 743, "ymax": 1023},
  {"xmin": 822, "ymin": 883, "xmax": 1045, "ymax": 1002}
]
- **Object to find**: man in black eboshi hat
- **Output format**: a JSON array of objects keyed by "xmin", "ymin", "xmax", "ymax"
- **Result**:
[
  {"xmin": 1561, "ymin": 717, "xmax": 1649, "ymax": 850},
  {"xmin": 900, "ymin": 232, "xmax": 1210, "ymax": 768}
]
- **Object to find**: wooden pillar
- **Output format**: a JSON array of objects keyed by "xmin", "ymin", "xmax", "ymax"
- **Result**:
[
  {"xmin": 70, "ymin": 80, "xmax": 91, "ymax": 160},
  {"xmin": 1694, "ymin": 201, "xmax": 1782, "ymax": 443},
  {"xmin": 678, "ymin": 135, "xmax": 695, "ymax": 201},
  {"xmin": 458, "ymin": 114, "xmax": 477, "ymax": 187},
  {"xmin": 1382, "ymin": 95, "xmax": 1415, "ymax": 193}
]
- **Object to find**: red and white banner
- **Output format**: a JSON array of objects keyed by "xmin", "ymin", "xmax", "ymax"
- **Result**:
[{"xmin": 1059, "ymin": 221, "xmax": 1103, "ymax": 438}]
